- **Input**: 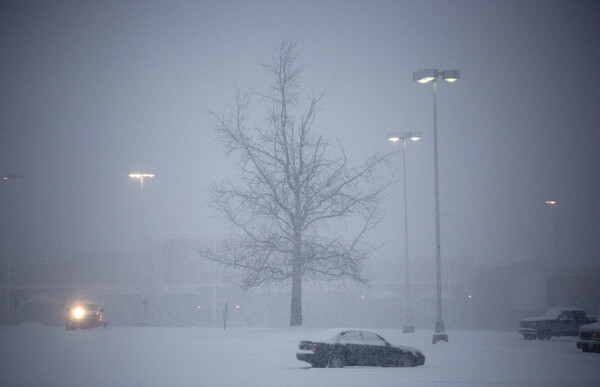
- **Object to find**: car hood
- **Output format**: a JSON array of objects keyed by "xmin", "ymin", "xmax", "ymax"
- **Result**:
[
  {"xmin": 579, "ymin": 322, "xmax": 600, "ymax": 333},
  {"xmin": 392, "ymin": 344, "xmax": 422, "ymax": 353}
]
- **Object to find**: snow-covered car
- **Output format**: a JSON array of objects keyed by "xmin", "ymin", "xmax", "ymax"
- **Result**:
[
  {"xmin": 518, "ymin": 307, "xmax": 597, "ymax": 340},
  {"xmin": 576, "ymin": 322, "xmax": 600, "ymax": 353},
  {"xmin": 296, "ymin": 328, "xmax": 425, "ymax": 368},
  {"xmin": 65, "ymin": 301, "xmax": 108, "ymax": 330}
]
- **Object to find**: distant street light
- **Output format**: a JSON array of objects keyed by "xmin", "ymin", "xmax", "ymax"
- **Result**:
[
  {"xmin": 2, "ymin": 174, "xmax": 22, "ymax": 319},
  {"xmin": 129, "ymin": 173, "xmax": 154, "ymax": 243},
  {"xmin": 1, "ymin": 174, "xmax": 23, "ymax": 181},
  {"xmin": 545, "ymin": 200, "xmax": 559, "ymax": 265},
  {"xmin": 413, "ymin": 68, "xmax": 459, "ymax": 344},
  {"xmin": 388, "ymin": 131, "xmax": 422, "ymax": 334}
]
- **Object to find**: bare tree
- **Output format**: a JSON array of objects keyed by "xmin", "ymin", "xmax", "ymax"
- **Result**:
[{"xmin": 206, "ymin": 41, "xmax": 393, "ymax": 326}]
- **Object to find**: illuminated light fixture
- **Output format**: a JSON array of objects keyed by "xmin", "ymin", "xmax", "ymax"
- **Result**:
[
  {"xmin": 442, "ymin": 70, "xmax": 460, "ymax": 82},
  {"xmin": 413, "ymin": 69, "xmax": 437, "ymax": 83},
  {"xmin": 413, "ymin": 67, "xmax": 460, "ymax": 344},
  {"xmin": 235, "ymin": 305, "xmax": 240, "ymax": 309},
  {"xmin": 129, "ymin": 173, "xmax": 155, "ymax": 179},
  {"xmin": 387, "ymin": 130, "xmax": 422, "ymax": 335},
  {"xmin": 412, "ymin": 69, "xmax": 460, "ymax": 84},
  {"xmin": 545, "ymin": 200, "xmax": 557, "ymax": 205},
  {"xmin": 387, "ymin": 132, "xmax": 422, "ymax": 144},
  {"xmin": 1, "ymin": 174, "xmax": 23, "ymax": 181}
]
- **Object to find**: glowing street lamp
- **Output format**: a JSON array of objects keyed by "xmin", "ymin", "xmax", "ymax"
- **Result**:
[
  {"xmin": 2, "ymin": 173, "xmax": 22, "ymax": 317},
  {"xmin": 545, "ymin": 200, "xmax": 559, "ymax": 265},
  {"xmin": 388, "ymin": 131, "xmax": 422, "ymax": 333},
  {"xmin": 413, "ymin": 68, "xmax": 459, "ymax": 344},
  {"xmin": 129, "ymin": 173, "xmax": 154, "ymax": 243}
]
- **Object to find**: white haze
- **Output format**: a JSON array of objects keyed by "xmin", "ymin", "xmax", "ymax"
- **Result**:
[{"xmin": 1, "ymin": 0, "xmax": 599, "ymax": 266}]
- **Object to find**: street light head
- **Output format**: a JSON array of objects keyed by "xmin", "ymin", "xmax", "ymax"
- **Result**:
[
  {"xmin": 129, "ymin": 173, "xmax": 155, "ymax": 179},
  {"xmin": 545, "ymin": 200, "xmax": 558, "ymax": 206},
  {"xmin": 387, "ymin": 133, "xmax": 401, "ymax": 142},
  {"xmin": 388, "ymin": 132, "xmax": 422, "ymax": 143},
  {"xmin": 410, "ymin": 132, "xmax": 423, "ymax": 141},
  {"xmin": 442, "ymin": 70, "xmax": 460, "ymax": 83},
  {"xmin": 413, "ymin": 69, "xmax": 437, "ymax": 83}
]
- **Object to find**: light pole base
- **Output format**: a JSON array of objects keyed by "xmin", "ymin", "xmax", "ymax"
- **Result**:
[
  {"xmin": 403, "ymin": 324, "xmax": 415, "ymax": 333},
  {"xmin": 433, "ymin": 320, "xmax": 448, "ymax": 344}
]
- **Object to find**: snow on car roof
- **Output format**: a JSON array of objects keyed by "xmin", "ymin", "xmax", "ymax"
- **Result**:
[
  {"xmin": 521, "ymin": 307, "xmax": 587, "ymax": 322},
  {"xmin": 539, "ymin": 307, "xmax": 584, "ymax": 319},
  {"xmin": 309, "ymin": 328, "xmax": 382, "ymax": 343}
]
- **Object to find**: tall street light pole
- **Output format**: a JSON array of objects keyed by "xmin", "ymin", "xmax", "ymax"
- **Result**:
[
  {"xmin": 388, "ymin": 132, "xmax": 422, "ymax": 334},
  {"xmin": 129, "ymin": 173, "xmax": 154, "ymax": 244},
  {"xmin": 413, "ymin": 68, "xmax": 459, "ymax": 344},
  {"xmin": 2, "ymin": 174, "xmax": 22, "ymax": 320},
  {"xmin": 545, "ymin": 200, "xmax": 559, "ymax": 265}
]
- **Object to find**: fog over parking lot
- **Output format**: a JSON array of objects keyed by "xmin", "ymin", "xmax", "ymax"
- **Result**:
[{"xmin": 1, "ymin": 1, "xmax": 599, "ymax": 385}]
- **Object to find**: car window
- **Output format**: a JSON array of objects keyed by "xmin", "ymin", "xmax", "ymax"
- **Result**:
[
  {"xmin": 572, "ymin": 311, "xmax": 586, "ymax": 322},
  {"xmin": 559, "ymin": 312, "xmax": 573, "ymax": 321},
  {"xmin": 362, "ymin": 331, "xmax": 387, "ymax": 346},
  {"xmin": 338, "ymin": 331, "xmax": 363, "ymax": 344}
]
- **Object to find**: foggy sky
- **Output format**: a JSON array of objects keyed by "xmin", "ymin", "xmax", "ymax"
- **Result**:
[{"xmin": 1, "ymin": 0, "xmax": 599, "ymax": 268}]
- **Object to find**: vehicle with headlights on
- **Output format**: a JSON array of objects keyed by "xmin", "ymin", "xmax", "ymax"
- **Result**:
[
  {"xmin": 65, "ymin": 301, "xmax": 108, "ymax": 330},
  {"xmin": 296, "ymin": 328, "xmax": 425, "ymax": 368}
]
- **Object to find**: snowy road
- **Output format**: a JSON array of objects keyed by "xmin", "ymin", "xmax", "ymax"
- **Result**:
[{"xmin": 1, "ymin": 325, "xmax": 598, "ymax": 386}]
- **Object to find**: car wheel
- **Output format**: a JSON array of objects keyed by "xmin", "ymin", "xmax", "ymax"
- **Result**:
[
  {"xmin": 328, "ymin": 355, "xmax": 344, "ymax": 368},
  {"xmin": 537, "ymin": 329, "xmax": 551, "ymax": 340},
  {"xmin": 524, "ymin": 334, "xmax": 536, "ymax": 340},
  {"xmin": 399, "ymin": 355, "xmax": 416, "ymax": 367}
]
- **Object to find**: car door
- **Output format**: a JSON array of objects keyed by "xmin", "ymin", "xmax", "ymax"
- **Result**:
[
  {"xmin": 337, "ymin": 331, "xmax": 364, "ymax": 366},
  {"xmin": 556, "ymin": 311, "xmax": 577, "ymax": 335},
  {"xmin": 360, "ymin": 331, "xmax": 391, "ymax": 366}
]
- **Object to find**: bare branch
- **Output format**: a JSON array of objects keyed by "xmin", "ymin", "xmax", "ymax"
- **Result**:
[{"xmin": 206, "ymin": 41, "xmax": 393, "ymax": 326}]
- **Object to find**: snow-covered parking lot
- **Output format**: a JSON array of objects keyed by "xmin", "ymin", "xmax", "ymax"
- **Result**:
[{"xmin": 1, "ymin": 324, "xmax": 599, "ymax": 386}]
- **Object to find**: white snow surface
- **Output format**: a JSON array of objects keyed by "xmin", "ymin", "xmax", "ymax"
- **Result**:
[{"xmin": 1, "ymin": 324, "xmax": 599, "ymax": 387}]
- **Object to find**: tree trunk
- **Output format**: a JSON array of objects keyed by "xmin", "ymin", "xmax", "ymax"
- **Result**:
[
  {"xmin": 290, "ymin": 267, "xmax": 302, "ymax": 326},
  {"xmin": 290, "ymin": 223, "xmax": 303, "ymax": 326}
]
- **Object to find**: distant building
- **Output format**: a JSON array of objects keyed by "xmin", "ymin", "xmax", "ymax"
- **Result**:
[{"xmin": 2, "ymin": 244, "xmax": 599, "ymax": 329}]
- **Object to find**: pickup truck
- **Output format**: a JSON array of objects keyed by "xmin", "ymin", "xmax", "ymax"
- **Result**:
[{"xmin": 518, "ymin": 307, "xmax": 597, "ymax": 340}]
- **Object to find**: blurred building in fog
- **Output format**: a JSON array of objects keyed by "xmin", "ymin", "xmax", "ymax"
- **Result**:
[{"xmin": 1, "ymin": 243, "xmax": 599, "ymax": 329}]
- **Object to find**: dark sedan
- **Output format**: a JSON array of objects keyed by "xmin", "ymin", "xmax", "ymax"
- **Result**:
[{"xmin": 296, "ymin": 328, "xmax": 425, "ymax": 368}]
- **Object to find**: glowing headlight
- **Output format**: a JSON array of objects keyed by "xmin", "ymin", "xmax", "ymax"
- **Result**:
[{"xmin": 73, "ymin": 307, "xmax": 84, "ymax": 319}]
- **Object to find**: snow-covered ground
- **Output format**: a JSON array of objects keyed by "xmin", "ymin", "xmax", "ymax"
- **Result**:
[{"xmin": 1, "ymin": 324, "xmax": 598, "ymax": 386}]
